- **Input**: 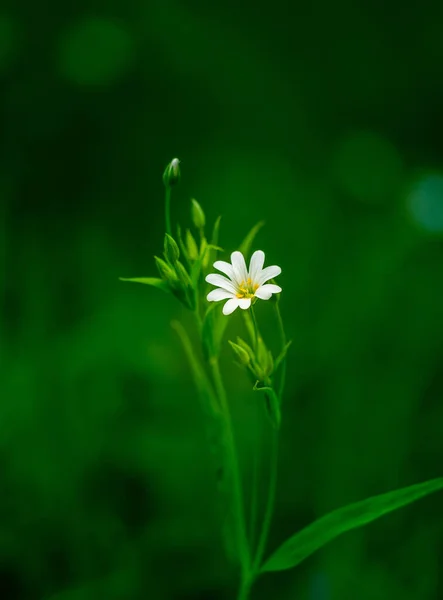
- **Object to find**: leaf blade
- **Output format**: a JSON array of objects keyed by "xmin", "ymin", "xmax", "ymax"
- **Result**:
[
  {"xmin": 261, "ymin": 477, "xmax": 443, "ymax": 573},
  {"xmin": 119, "ymin": 277, "xmax": 170, "ymax": 293},
  {"xmin": 238, "ymin": 220, "xmax": 265, "ymax": 257}
]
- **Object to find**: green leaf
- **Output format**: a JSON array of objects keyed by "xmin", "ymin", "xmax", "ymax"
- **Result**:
[
  {"xmin": 119, "ymin": 277, "xmax": 170, "ymax": 293},
  {"xmin": 171, "ymin": 320, "xmax": 219, "ymax": 416},
  {"xmin": 207, "ymin": 215, "xmax": 222, "ymax": 268},
  {"xmin": 238, "ymin": 220, "xmax": 265, "ymax": 257},
  {"xmin": 211, "ymin": 215, "xmax": 222, "ymax": 247},
  {"xmin": 261, "ymin": 477, "xmax": 443, "ymax": 573},
  {"xmin": 273, "ymin": 340, "xmax": 292, "ymax": 373}
]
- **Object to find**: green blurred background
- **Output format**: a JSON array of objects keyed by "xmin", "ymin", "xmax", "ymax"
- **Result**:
[{"xmin": 1, "ymin": 0, "xmax": 443, "ymax": 598}]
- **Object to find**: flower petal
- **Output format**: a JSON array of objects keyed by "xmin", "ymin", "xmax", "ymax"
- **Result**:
[
  {"xmin": 213, "ymin": 260, "xmax": 236, "ymax": 281},
  {"xmin": 238, "ymin": 297, "xmax": 251, "ymax": 310},
  {"xmin": 255, "ymin": 283, "xmax": 282, "ymax": 300},
  {"xmin": 258, "ymin": 265, "xmax": 281, "ymax": 285},
  {"xmin": 207, "ymin": 288, "xmax": 235, "ymax": 302},
  {"xmin": 248, "ymin": 250, "xmax": 265, "ymax": 284},
  {"xmin": 231, "ymin": 251, "xmax": 248, "ymax": 285},
  {"xmin": 222, "ymin": 297, "xmax": 240, "ymax": 315},
  {"xmin": 205, "ymin": 273, "xmax": 237, "ymax": 294}
]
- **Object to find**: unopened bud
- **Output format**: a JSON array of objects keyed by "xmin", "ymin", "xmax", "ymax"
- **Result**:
[
  {"xmin": 175, "ymin": 260, "xmax": 195, "ymax": 310},
  {"xmin": 236, "ymin": 337, "xmax": 255, "ymax": 362},
  {"xmin": 164, "ymin": 233, "xmax": 180, "ymax": 264},
  {"xmin": 163, "ymin": 157, "xmax": 181, "ymax": 188},
  {"xmin": 175, "ymin": 260, "xmax": 193, "ymax": 289},
  {"xmin": 257, "ymin": 335, "xmax": 273, "ymax": 377},
  {"xmin": 186, "ymin": 229, "xmax": 199, "ymax": 260},
  {"xmin": 155, "ymin": 256, "xmax": 177, "ymax": 282},
  {"xmin": 228, "ymin": 341, "xmax": 251, "ymax": 367},
  {"xmin": 191, "ymin": 198, "xmax": 206, "ymax": 230}
]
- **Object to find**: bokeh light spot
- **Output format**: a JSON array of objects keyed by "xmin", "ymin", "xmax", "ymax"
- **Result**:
[
  {"xmin": 58, "ymin": 18, "xmax": 135, "ymax": 86},
  {"xmin": 0, "ymin": 15, "xmax": 19, "ymax": 72},
  {"xmin": 332, "ymin": 130, "xmax": 403, "ymax": 203},
  {"xmin": 407, "ymin": 174, "xmax": 443, "ymax": 233}
]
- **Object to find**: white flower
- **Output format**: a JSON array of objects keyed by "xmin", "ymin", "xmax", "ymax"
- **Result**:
[{"xmin": 205, "ymin": 250, "xmax": 282, "ymax": 315}]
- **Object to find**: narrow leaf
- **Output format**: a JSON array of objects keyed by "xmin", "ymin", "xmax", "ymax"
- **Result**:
[
  {"xmin": 207, "ymin": 215, "xmax": 222, "ymax": 268},
  {"xmin": 238, "ymin": 220, "xmax": 265, "ymax": 258},
  {"xmin": 119, "ymin": 277, "xmax": 170, "ymax": 293},
  {"xmin": 273, "ymin": 340, "xmax": 292, "ymax": 372},
  {"xmin": 211, "ymin": 215, "xmax": 222, "ymax": 247},
  {"xmin": 261, "ymin": 477, "xmax": 443, "ymax": 573}
]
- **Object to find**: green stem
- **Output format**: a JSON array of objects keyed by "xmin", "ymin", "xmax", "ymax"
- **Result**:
[
  {"xmin": 275, "ymin": 302, "xmax": 287, "ymax": 401},
  {"xmin": 248, "ymin": 398, "xmax": 261, "ymax": 558},
  {"xmin": 250, "ymin": 304, "xmax": 259, "ymax": 353},
  {"xmin": 236, "ymin": 574, "xmax": 253, "ymax": 600},
  {"xmin": 209, "ymin": 357, "xmax": 251, "ymax": 579},
  {"xmin": 250, "ymin": 302, "xmax": 286, "ymax": 575},
  {"xmin": 251, "ymin": 426, "xmax": 279, "ymax": 574},
  {"xmin": 165, "ymin": 187, "xmax": 172, "ymax": 235}
]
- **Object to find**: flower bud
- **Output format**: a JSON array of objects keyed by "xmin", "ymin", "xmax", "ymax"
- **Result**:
[
  {"xmin": 257, "ymin": 335, "xmax": 273, "ymax": 377},
  {"xmin": 155, "ymin": 256, "xmax": 177, "ymax": 282},
  {"xmin": 175, "ymin": 260, "xmax": 195, "ymax": 310},
  {"xmin": 175, "ymin": 260, "xmax": 193, "ymax": 290},
  {"xmin": 191, "ymin": 198, "xmax": 206, "ymax": 230},
  {"xmin": 164, "ymin": 233, "xmax": 180, "ymax": 264},
  {"xmin": 163, "ymin": 157, "xmax": 181, "ymax": 188},
  {"xmin": 228, "ymin": 340, "xmax": 251, "ymax": 367},
  {"xmin": 186, "ymin": 229, "xmax": 199, "ymax": 261}
]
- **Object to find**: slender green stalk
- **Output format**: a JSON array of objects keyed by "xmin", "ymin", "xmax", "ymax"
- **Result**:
[
  {"xmin": 236, "ymin": 574, "xmax": 253, "ymax": 600},
  {"xmin": 251, "ymin": 426, "xmax": 279, "ymax": 574},
  {"xmin": 165, "ymin": 187, "xmax": 172, "ymax": 235},
  {"xmin": 250, "ymin": 302, "xmax": 287, "ymax": 575},
  {"xmin": 209, "ymin": 356, "xmax": 251, "ymax": 579},
  {"xmin": 250, "ymin": 304, "xmax": 259, "ymax": 352},
  {"xmin": 275, "ymin": 302, "xmax": 287, "ymax": 400},
  {"xmin": 248, "ymin": 398, "xmax": 261, "ymax": 557}
]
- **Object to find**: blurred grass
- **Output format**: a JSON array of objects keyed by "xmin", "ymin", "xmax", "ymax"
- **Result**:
[{"xmin": 1, "ymin": 0, "xmax": 443, "ymax": 598}]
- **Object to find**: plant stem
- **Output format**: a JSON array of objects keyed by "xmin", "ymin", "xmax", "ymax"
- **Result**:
[
  {"xmin": 209, "ymin": 356, "xmax": 251, "ymax": 580},
  {"xmin": 250, "ymin": 304, "xmax": 259, "ymax": 352},
  {"xmin": 165, "ymin": 187, "xmax": 172, "ymax": 235},
  {"xmin": 248, "ymin": 398, "xmax": 261, "ymax": 558},
  {"xmin": 275, "ymin": 302, "xmax": 287, "ymax": 401},
  {"xmin": 236, "ymin": 574, "xmax": 253, "ymax": 600},
  {"xmin": 250, "ymin": 302, "xmax": 286, "ymax": 575},
  {"xmin": 251, "ymin": 425, "xmax": 279, "ymax": 574}
]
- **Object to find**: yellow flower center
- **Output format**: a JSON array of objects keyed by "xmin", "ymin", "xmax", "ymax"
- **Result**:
[{"xmin": 236, "ymin": 277, "xmax": 259, "ymax": 299}]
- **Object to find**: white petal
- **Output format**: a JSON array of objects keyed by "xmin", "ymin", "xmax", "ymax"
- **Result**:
[
  {"xmin": 255, "ymin": 283, "xmax": 282, "ymax": 300},
  {"xmin": 248, "ymin": 250, "xmax": 265, "ymax": 284},
  {"xmin": 213, "ymin": 260, "xmax": 235, "ymax": 281},
  {"xmin": 238, "ymin": 297, "xmax": 251, "ymax": 310},
  {"xmin": 205, "ymin": 273, "xmax": 237, "ymax": 294},
  {"xmin": 230, "ymin": 251, "xmax": 248, "ymax": 285},
  {"xmin": 258, "ymin": 265, "xmax": 281, "ymax": 285},
  {"xmin": 207, "ymin": 288, "xmax": 235, "ymax": 302},
  {"xmin": 222, "ymin": 297, "xmax": 240, "ymax": 315}
]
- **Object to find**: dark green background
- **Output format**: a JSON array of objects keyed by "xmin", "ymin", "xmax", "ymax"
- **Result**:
[{"xmin": 1, "ymin": 0, "xmax": 443, "ymax": 598}]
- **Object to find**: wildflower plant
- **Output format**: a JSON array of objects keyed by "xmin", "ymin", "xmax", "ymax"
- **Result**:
[{"xmin": 121, "ymin": 158, "xmax": 443, "ymax": 599}]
